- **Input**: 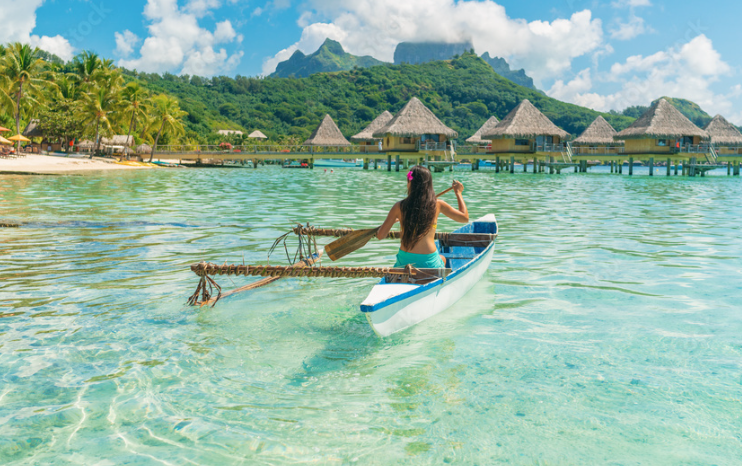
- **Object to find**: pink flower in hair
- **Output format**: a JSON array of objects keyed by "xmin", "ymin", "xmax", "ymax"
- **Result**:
[{"xmin": 407, "ymin": 171, "xmax": 413, "ymax": 181}]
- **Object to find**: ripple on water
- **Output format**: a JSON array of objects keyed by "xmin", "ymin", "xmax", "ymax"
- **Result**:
[{"xmin": 1, "ymin": 167, "xmax": 742, "ymax": 464}]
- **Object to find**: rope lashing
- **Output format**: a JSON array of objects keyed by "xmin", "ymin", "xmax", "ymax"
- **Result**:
[
  {"xmin": 292, "ymin": 226, "xmax": 400, "ymax": 239},
  {"xmin": 191, "ymin": 261, "xmax": 398, "ymax": 279}
]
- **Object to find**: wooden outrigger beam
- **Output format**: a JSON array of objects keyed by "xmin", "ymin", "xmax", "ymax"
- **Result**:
[{"xmin": 195, "ymin": 251, "xmax": 323, "ymax": 307}]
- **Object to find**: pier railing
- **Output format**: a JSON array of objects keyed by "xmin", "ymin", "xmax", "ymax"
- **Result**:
[
  {"xmin": 416, "ymin": 141, "xmax": 450, "ymax": 151},
  {"xmin": 672, "ymin": 144, "xmax": 709, "ymax": 154},
  {"xmin": 534, "ymin": 143, "xmax": 567, "ymax": 153},
  {"xmin": 570, "ymin": 146, "xmax": 626, "ymax": 155},
  {"xmin": 152, "ymin": 144, "xmax": 385, "ymax": 156}
]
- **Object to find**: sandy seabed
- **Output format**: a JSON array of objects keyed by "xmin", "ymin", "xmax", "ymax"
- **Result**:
[{"xmin": 0, "ymin": 154, "xmax": 151, "ymax": 175}]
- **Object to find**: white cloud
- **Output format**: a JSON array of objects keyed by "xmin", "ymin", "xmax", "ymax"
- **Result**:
[
  {"xmin": 114, "ymin": 30, "xmax": 141, "ymax": 57},
  {"xmin": 610, "ymin": 14, "xmax": 648, "ymax": 40},
  {"xmin": 118, "ymin": 0, "xmax": 242, "ymax": 77},
  {"xmin": 262, "ymin": 1, "xmax": 604, "ymax": 82},
  {"xmin": 548, "ymin": 68, "xmax": 593, "ymax": 101},
  {"xmin": 0, "ymin": 0, "xmax": 74, "ymax": 61},
  {"xmin": 548, "ymin": 35, "xmax": 738, "ymax": 123},
  {"xmin": 29, "ymin": 34, "xmax": 74, "ymax": 61}
]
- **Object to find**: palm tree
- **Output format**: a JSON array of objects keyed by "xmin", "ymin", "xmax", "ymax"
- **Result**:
[
  {"xmin": 149, "ymin": 94, "xmax": 186, "ymax": 163},
  {"xmin": 0, "ymin": 43, "xmax": 52, "ymax": 153},
  {"xmin": 78, "ymin": 81, "xmax": 122, "ymax": 158},
  {"xmin": 121, "ymin": 82, "xmax": 149, "ymax": 157},
  {"xmin": 71, "ymin": 51, "xmax": 103, "ymax": 87}
]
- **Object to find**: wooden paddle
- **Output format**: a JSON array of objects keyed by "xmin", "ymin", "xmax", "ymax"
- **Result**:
[{"xmin": 324, "ymin": 186, "xmax": 455, "ymax": 261}]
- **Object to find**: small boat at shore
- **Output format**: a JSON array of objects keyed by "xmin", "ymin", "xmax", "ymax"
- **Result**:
[{"xmin": 361, "ymin": 214, "xmax": 497, "ymax": 336}]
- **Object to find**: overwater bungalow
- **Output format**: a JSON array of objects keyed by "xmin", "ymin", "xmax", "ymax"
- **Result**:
[
  {"xmin": 571, "ymin": 116, "xmax": 624, "ymax": 155},
  {"xmin": 373, "ymin": 97, "xmax": 458, "ymax": 155},
  {"xmin": 303, "ymin": 114, "xmax": 350, "ymax": 146},
  {"xmin": 704, "ymin": 115, "xmax": 742, "ymax": 155},
  {"xmin": 466, "ymin": 116, "xmax": 500, "ymax": 147},
  {"xmin": 614, "ymin": 99, "xmax": 709, "ymax": 155},
  {"xmin": 350, "ymin": 111, "xmax": 393, "ymax": 152},
  {"xmin": 481, "ymin": 100, "xmax": 569, "ymax": 154}
]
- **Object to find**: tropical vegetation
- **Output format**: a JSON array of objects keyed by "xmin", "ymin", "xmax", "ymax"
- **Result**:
[{"xmin": 0, "ymin": 43, "xmax": 187, "ymax": 158}]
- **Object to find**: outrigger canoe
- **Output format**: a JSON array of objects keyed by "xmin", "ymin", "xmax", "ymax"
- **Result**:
[
  {"xmin": 189, "ymin": 215, "xmax": 497, "ymax": 337},
  {"xmin": 361, "ymin": 214, "xmax": 498, "ymax": 336}
]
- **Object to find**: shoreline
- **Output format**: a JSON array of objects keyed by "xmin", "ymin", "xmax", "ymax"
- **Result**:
[{"xmin": 0, "ymin": 154, "xmax": 154, "ymax": 175}]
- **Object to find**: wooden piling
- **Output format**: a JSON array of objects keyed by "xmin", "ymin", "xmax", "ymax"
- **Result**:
[
  {"xmin": 363, "ymin": 158, "xmax": 369, "ymax": 170},
  {"xmin": 628, "ymin": 158, "xmax": 633, "ymax": 176},
  {"xmin": 550, "ymin": 157, "xmax": 555, "ymax": 174},
  {"xmin": 495, "ymin": 156, "xmax": 500, "ymax": 173},
  {"xmin": 666, "ymin": 158, "xmax": 671, "ymax": 176},
  {"xmin": 395, "ymin": 154, "xmax": 400, "ymax": 172},
  {"xmin": 649, "ymin": 157, "xmax": 654, "ymax": 176},
  {"xmin": 387, "ymin": 155, "xmax": 391, "ymax": 172},
  {"xmin": 619, "ymin": 161, "xmax": 623, "ymax": 174},
  {"xmin": 510, "ymin": 156, "xmax": 515, "ymax": 174},
  {"xmin": 728, "ymin": 162, "xmax": 731, "ymax": 176},
  {"xmin": 674, "ymin": 160, "xmax": 679, "ymax": 176},
  {"xmin": 373, "ymin": 158, "xmax": 378, "ymax": 170}
]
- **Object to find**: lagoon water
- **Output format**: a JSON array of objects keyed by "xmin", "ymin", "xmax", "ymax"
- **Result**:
[{"xmin": 1, "ymin": 166, "xmax": 741, "ymax": 464}]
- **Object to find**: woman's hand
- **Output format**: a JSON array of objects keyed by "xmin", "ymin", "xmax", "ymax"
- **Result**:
[{"xmin": 452, "ymin": 180, "xmax": 464, "ymax": 194}]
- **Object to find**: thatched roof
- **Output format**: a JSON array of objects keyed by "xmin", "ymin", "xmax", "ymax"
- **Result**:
[
  {"xmin": 466, "ymin": 116, "xmax": 500, "ymax": 144},
  {"xmin": 304, "ymin": 115, "xmax": 350, "ymax": 146},
  {"xmin": 703, "ymin": 115, "xmax": 742, "ymax": 146},
  {"xmin": 101, "ymin": 135, "xmax": 134, "ymax": 147},
  {"xmin": 482, "ymin": 100, "xmax": 569, "ymax": 140},
  {"xmin": 78, "ymin": 140, "xmax": 95, "ymax": 149},
  {"xmin": 351, "ymin": 111, "xmax": 393, "ymax": 142},
  {"xmin": 23, "ymin": 119, "xmax": 43, "ymax": 138},
  {"xmin": 136, "ymin": 144, "xmax": 152, "ymax": 154},
  {"xmin": 217, "ymin": 129, "xmax": 243, "ymax": 136},
  {"xmin": 372, "ymin": 97, "xmax": 458, "ymax": 138},
  {"xmin": 248, "ymin": 130, "xmax": 267, "ymax": 139},
  {"xmin": 615, "ymin": 98, "xmax": 709, "ymax": 140},
  {"xmin": 572, "ymin": 116, "xmax": 624, "ymax": 145}
]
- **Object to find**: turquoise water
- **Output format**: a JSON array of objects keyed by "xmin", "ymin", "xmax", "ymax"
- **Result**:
[{"xmin": 1, "ymin": 166, "xmax": 741, "ymax": 464}]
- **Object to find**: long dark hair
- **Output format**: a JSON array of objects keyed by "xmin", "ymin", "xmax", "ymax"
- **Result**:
[{"xmin": 400, "ymin": 165, "xmax": 437, "ymax": 250}]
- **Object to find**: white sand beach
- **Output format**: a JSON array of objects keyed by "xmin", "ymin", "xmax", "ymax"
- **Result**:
[{"xmin": 0, "ymin": 154, "xmax": 153, "ymax": 175}]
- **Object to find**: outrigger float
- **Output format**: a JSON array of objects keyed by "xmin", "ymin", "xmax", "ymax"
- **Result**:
[{"xmin": 188, "ymin": 215, "xmax": 498, "ymax": 336}]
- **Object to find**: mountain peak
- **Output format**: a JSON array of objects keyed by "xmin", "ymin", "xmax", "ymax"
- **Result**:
[{"xmin": 270, "ymin": 38, "xmax": 386, "ymax": 78}]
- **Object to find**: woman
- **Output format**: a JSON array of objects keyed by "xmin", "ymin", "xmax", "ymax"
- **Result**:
[{"xmin": 377, "ymin": 166, "xmax": 469, "ymax": 269}]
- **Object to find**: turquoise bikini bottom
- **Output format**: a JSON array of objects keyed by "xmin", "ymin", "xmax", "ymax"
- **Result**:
[{"xmin": 394, "ymin": 249, "xmax": 445, "ymax": 269}]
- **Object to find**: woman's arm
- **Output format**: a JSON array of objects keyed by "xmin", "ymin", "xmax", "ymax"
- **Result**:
[
  {"xmin": 439, "ymin": 181, "xmax": 469, "ymax": 223},
  {"xmin": 377, "ymin": 202, "xmax": 401, "ymax": 240}
]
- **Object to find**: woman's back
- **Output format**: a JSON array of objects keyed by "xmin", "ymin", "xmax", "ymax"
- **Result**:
[{"xmin": 377, "ymin": 166, "xmax": 470, "ymax": 269}]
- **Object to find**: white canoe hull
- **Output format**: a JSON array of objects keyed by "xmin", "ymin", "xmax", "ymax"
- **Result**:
[{"xmin": 361, "ymin": 214, "xmax": 497, "ymax": 337}]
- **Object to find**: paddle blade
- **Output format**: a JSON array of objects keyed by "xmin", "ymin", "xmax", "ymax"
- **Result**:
[{"xmin": 325, "ymin": 228, "xmax": 379, "ymax": 261}]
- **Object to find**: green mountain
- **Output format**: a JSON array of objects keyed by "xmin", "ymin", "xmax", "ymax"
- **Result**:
[
  {"xmin": 480, "ymin": 53, "xmax": 538, "ymax": 92},
  {"xmin": 394, "ymin": 41, "xmax": 474, "ymax": 65},
  {"xmin": 132, "ymin": 51, "xmax": 633, "ymax": 143},
  {"xmin": 270, "ymin": 39, "xmax": 386, "ymax": 78}
]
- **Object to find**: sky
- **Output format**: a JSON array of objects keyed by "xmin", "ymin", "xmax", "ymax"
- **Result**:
[{"xmin": 1, "ymin": 0, "xmax": 741, "ymax": 122}]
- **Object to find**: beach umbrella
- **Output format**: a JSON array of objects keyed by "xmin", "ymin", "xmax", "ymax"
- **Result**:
[
  {"xmin": 0, "ymin": 136, "xmax": 12, "ymax": 145},
  {"xmin": 9, "ymin": 134, "xmax": 31, "ymax": 143},
  {"xmin": 0, "ymin": 126, "xmax": 10, "ymax": 132}
]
